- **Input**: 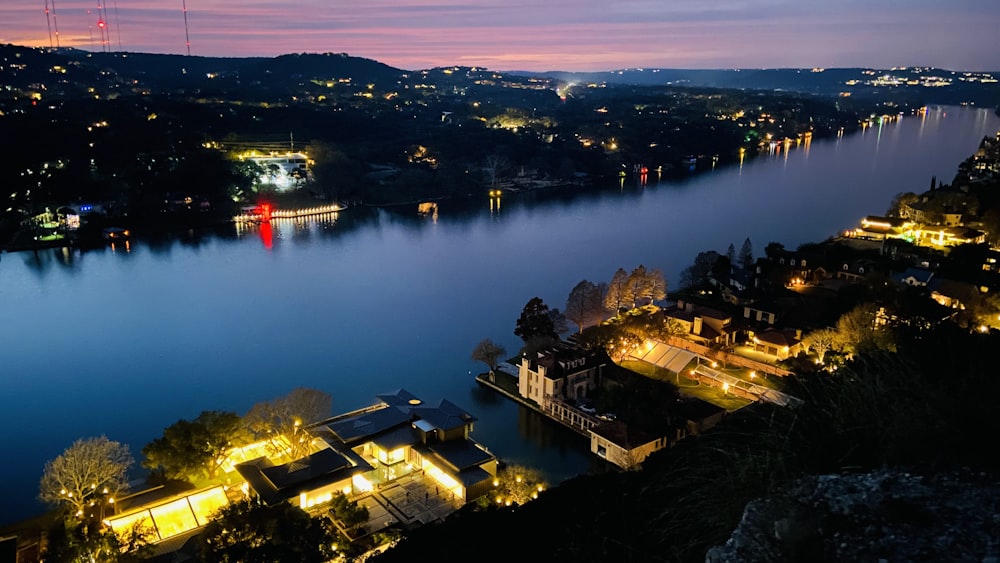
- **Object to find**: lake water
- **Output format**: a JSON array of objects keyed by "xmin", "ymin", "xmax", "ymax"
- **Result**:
[{"xmin": 2, "ymin": 105, "xmax": 998, "ymax": 525}]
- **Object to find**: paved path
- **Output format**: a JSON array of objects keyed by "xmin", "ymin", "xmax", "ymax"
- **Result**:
[{"xmin": 354, "ymin": 472, "xmax": 464, "ymax": 535}]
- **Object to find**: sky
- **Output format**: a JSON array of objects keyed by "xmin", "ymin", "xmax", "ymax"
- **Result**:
[{"xmin": 1, "ymin": 0, "xmax": 999, "ymax": 72}]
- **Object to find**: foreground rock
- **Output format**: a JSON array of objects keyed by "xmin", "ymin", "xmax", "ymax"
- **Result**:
[{"xmin": 706, "ymin": 468, "xmax": 1000, "ymax": 562}]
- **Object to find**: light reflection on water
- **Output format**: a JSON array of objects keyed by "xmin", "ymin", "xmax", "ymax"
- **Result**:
[{"xmin": 1, "ymin": 106, "xmax": 998, "ymax": 524}]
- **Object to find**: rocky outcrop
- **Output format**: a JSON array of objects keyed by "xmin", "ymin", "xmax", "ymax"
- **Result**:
[{"xmin": 706, "ymin": 468, "xmax": 1000, "ymax": 562}]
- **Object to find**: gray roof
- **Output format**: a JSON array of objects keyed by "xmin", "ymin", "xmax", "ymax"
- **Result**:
[
  {"xmin": 411, "ymin": 399, "xmax": 477, "ymax": 431},
  {"xmin": 326, "ymin": 406, "xmax": 412, "ymax": 443},
  {"xmin": 421, "ymin": 439, "xmax": 495, "ymax": 471},
  {"xmin": 376, "ymin": 388, "xmax": 423, "ymax": 408},
  {"xmin": 261, "ymin": 448, "xmax": 352, "ymax": 490},
  {"xmin": 370, "ymin": 424, "xmax": 419, "ymax": 451},
  {"xmin": 236, "ymin": 447, "xmax": 365, "ymax": 505}
]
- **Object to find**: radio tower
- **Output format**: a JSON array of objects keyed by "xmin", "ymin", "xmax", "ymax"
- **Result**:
[
  {"xmin": 96, "ymin": 1, "xmax": 108, "ymax": 52},
  {"xmin": 44, "ymin": 0, "xmax": 54, "ymax": 47},
  {"xmin": 181, "ymin": 0, "xmax": 191, "ymax": 55},
  {"xmin": 113, "ymin": 0, "xmax": 123, "ymax": 52},
  {"xmin": 51, "ymin": 0, "xmax": 61, "ymax": 47}
]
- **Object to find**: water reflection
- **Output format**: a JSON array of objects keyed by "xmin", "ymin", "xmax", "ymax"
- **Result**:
[{"xmin": 1, "ymin": 106, "xmax": 998, "ymax": 524}]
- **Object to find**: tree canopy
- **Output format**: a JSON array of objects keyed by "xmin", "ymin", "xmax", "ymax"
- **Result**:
[
  {"xmin": 471, "ymin": 338, "xmax": 507, "ymax": 374},
  {"xmin": 197, "ymin": 498, "xmax": 338, "ymax": 563},
  {"xmin": 679, "ymin": 250, "xmax": 721, "ymax": 289},
  {"xmin": 245, "ymin": 388, "xmax": 332, "ymax": 460},
  {"xmin": 565, "ymin": 280, "xmax": 609, "ymax": 333},
  {"xmin": 142, "ymin": 410, "xmax": 250, "ymax": 482},
  {"xmin": 39, "ymin": 435, "xmax": 133, "ymax": 519},
  {"xmin": 604, "ymin": 268, "xmax": 630, "ymax": 314},
  {"xmin": 514, "ymin": 297, "xmax": 559, "ymax": 352},
  {"xmin": 738, "ymin": 237, "xmax": 754, "ymax": 269}
]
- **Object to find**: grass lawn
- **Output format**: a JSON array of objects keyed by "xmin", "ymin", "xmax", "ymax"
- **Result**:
[{"xmin": 620, "ymin": 360, "xmax": 753, "ymax": 411}]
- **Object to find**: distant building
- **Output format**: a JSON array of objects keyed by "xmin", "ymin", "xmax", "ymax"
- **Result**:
[
  {"xmin": 748, "ymin": 328, "xmax": 804, "ymax": 360},
  {"xmin": 662, "ymin": 300, "xmax": 734, "ymax": 346}
]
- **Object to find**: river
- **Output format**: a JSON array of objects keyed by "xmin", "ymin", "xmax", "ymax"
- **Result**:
[{"xmin": 1, "ymin": 105, "xmax": 998, "ymax": 525}]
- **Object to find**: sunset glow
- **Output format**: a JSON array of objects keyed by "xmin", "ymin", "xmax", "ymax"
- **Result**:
[{"xmin": 2, "ymin": 1, "xmax": 998, "ymax": 71}]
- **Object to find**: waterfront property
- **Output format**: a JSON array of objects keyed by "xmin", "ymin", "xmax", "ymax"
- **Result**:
[
  {"xmin": 238, "ymin": 389, "xmax": 498, "ymax": 509},
  {"xmin": 849, "ymin": 215, "xmax": 987, "ymax": 249},
  {"xmin": 98, "ymin": 390, "xmax": 497, "ymax": 549},
  {"xmin": 661, "ymin": 301, "xmax": 735, "ymax": 347},
  {"xmin": 514, "ymin": 342, "xmax": 729, "ymax": 470}
]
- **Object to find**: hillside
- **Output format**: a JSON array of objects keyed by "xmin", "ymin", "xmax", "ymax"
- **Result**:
[{"xmin": 371, "ymin": 322, "xmax": 1000, "ymax": 562}]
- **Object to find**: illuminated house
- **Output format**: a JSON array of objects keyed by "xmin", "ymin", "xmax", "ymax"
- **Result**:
[
  {"xmin": 749, "ymin": 328, "xmax": 804, "ymax": 360},
  {"xmin": 662, "ymin": 301, "xmax": 734, "ymax": 346},
  {"xmin": 518, "ymin": 343, "xmax": 606, "ymax": 408},
  {"xmin": 237, "ymin": 389, "xmax": 498, "ymax": 509}
]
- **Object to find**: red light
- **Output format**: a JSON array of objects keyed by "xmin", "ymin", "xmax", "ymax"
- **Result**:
[
  {"xmin": 259, "ymin": 203, "xmax": 272, "ymax": 222},
  {"xmin": 97, "ymin": 20, "xmax": 105, "ymax": 28},
  {"xmin": 259, "ymin": 221, "xmax": 273, "ymax": 250}
]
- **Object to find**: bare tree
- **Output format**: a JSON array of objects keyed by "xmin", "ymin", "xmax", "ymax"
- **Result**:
[
  {"xmin": 604, "ymin": 268, "xmax": 630, "ymax": 314},
  {"xmin": 614, "ymin": 446, "xmax": 645, "ymax": 472},
  {"xmin": 565, "ymin": 280, "xmax": 609, "ymax": 333},
  {"xmin": 40, "ymin": 436, "xmax": 133, "ymax": 519},
  {"xmin": 643, "ymin": 268, "xmax": 667, "ymax": 305},
  {"xmin": 483, "ymin": 154, "xmax": 510, "ymax": 187},
  {"xmin": 471, "ymin": 338, "xmax": 507, "ymax": 375},
  {"xmin": 805, "ymin": 328, "xmax": 838, "ymax": 363},
  {"xmin": 245, "ymin": 388, "xmax": 332, "ymax": 459},
  {"xmin": 626, "ymin": 265, "xmax": 649, "ymax": 309},
  {"xmin": 491, "ymin": 464, "xmax": 548, "ymax": 506}
]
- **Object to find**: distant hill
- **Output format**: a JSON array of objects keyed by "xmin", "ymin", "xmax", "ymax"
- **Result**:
[
  {"xmin": 507, "ymin": 67, "xmax": 1000, "ymax": 106},
  {"xmin": 0, "ymin": 45, "xmax": 406, "ymax": 91},
  {"xmin": 4, "ymin": 43, "xmax": 997, "ymax": 106}
]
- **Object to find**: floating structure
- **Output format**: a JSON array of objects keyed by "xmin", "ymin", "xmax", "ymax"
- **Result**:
[{"xmin": 232, "ymin": 203, "xmax": 346, "ymax": 223}]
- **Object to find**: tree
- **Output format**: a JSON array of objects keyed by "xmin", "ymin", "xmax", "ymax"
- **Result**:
[
  {"xmin": 548, "ymin": 307, "xmax": 569, "ymax": 335},
  {"xmin": 471, "ymin": 338, "xmax": 507, "ymax": 375},
  {"xmin": 329, "ymin": 492, "xmax": 370, "ymax": 529},
  {"xmin": 39, "ymin": 436, "xmax": 133, "ymax": 520},
  {"xmin": 604, "ymin": 268, "xmax": 630, "ymax": 314},
  {"xmin": 625, "ymin": 265, "xmax": 649, "ymax": 308},
  {"xmin": 142, "ymin": 410, "xmax": 250, "ymax": 482},
  {"xmin": 885, "ymin": 191, "xmax": 920, "ymax": 218},
  {"xmin": 245, "ymin": 388, "xmax": 332, "ymax": 460},
  {"xmin": 483, "ymin": 154, "xmax": 511, "ymax": 187},
  {"xmin": 514, "ymin": 297, "xmax": 558, "ymax": 346},
  {"xmin": 198, "ymin": 498, "xmax": 338, "ymax": 563},
  {"xmin": 489, "ymin": 464, "xmax": 548, "ymax": 507},
  {"xmin": 679, "ymin": 250, "xmax": 720, "ymax": 289},
  {"xmin": 642, "ymin": 267, "xmax": 667, "ymax": 305},
  {"xmin": 764, "ymin": 241, "xmax": 786, "ymax": 259},
  {"xmin": 726, "ymin": 243, "xmax": 736, "ymax": 264},
  {"xmin": 834, "ymin": 303, "xmax": 894, "ymax": 357},
  {"xmin": 43, "ymin": 517, "xmax": 154, "ymax": 563},
  {"xmin": 738, "ymin": 237, "xmax": 754, "ymax": 269},
  {"xmin": 804, "ymin": 328, "xmax": 838, "ymax": 364},
  {"xmin": 565, "ymin": 280, "xmax": 609, "ymax": 333}
]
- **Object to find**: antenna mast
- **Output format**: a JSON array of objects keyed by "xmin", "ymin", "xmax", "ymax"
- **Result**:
[
  {"xmin": 44, "ymin": 0, "xmax": 54, "ymax": 48},
  {"xmin": 51, "ymin": 0, "xmax": 61, "ymax": 47},
  {"xmin": 181, "ymin": 0, "xmax": 191, "ymax": 55},
  {"xmin": 113, "ymin": 0, "xmax": 123, "ymax": 52}
]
